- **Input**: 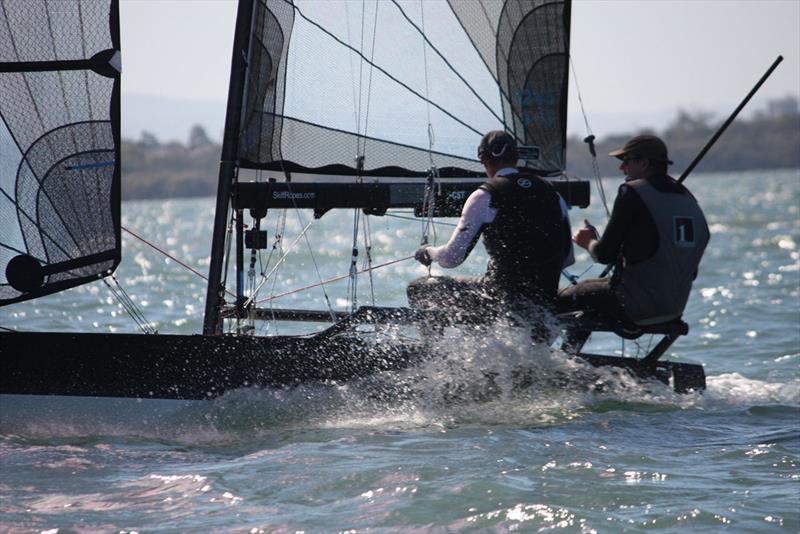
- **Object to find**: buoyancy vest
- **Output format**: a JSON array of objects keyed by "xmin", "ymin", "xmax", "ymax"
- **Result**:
[
  {"xmin": 479, "ymin": 173, "xmax": 569, "ymax": 300},
  {"xmin": 616, "ymin": 178, "xmax": 709, "ymax": 325}
]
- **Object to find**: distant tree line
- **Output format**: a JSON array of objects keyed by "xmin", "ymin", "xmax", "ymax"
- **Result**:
[
  {"xmin": 122, "ymin": 125, "xmax": 219, "ymax": 200},
  {"xmin": 122, "ymin": 97, "xmax": 800, "ymax": 200},
  {"xmin": 565, "ymin": 95, "xmax": 800, "ymax": 178}
]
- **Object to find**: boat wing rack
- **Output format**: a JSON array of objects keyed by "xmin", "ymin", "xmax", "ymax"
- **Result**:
[{"xmin": 234, "ymin": 179, "xmax": 590, "ymax": 218}]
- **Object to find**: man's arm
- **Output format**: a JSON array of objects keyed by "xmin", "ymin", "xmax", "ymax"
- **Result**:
[
  {"xmin": 425, "ymin": 189, "xmax": 495, "ymax": 268},
  {"xmin": 577, "ymin": 184, "xmax": 639, "ymax": 265}
]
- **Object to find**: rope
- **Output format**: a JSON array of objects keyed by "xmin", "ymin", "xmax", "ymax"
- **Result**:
[
  {"xmin": 219, "ymin": 200, "xmax": 237, "ymax": 334},
  {"xmin": 256, "ymin": 255, "xmax": 414, "ymax": 304},
  {"xmin": 362, "ymin": 215, "xmax": 376, "ymax": 306},
  {"xmin": 355, "ymin": 0, "xmax": 366, "ymax": 154},
  {"xmin": 344, "ymin": 0, "xmax": 359, "ymax": 134},
  {"xmin": 419, "ymin": 0, "xmax": 433, "ymax": 160},
  {"xmin": 414, "ymin": 1, "xmax": 439, "ymax": 277},
  {"xmin": 346, "ymin": 1, "xmax": 380, "ymax": 313},
  {"xmin": 264, "ymin": 209, "xmax": 289, "ymax": 334},
  {"xmin": 385, "ymin": 212, "xmax": 456, "ymax": 226},
  {"xmin": 122, "ymin": 225, "xmax": 235, "ymax": 298},
  {"xmin": 361, "ymin": 0, "xmax": 380, "ymax": 154},
  {"xmin": 243, "ymin": 219, "xmax": 314, "ymax": 308},
  {"xmin": 420, "ymin": 168, "xmax": 440, "ymax": 245},
  {"xmin": 103, "ymin": 275, "xmax": 155, "ymax": 335},
  {"xmin": 569, "ymin": 56, "xmax": 610, "ymax": 218},
  {"xmin": 347, "ymin": 207, "xmax": 361, "ymax": 312}
]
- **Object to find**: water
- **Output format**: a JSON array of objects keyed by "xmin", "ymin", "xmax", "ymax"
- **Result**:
[{"xmin": 2, "ymin": 169, "xmax": 798, "ymax": 532}]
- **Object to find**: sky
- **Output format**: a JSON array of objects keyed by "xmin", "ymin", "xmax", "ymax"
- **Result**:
[{"xmin": 119, "ymin": 0, "xmax": 800, "ymax": 143}]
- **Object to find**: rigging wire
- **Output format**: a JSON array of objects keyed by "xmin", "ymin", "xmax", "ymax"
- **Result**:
[
  {"xmin": 569, "ymin": 55, "xmax": 610, "ymax": 219},
  {"xmin": 384, "ymin": 212, "xmax": 456, "ymax": 227},
  {"xmin": 346, "ymin": 1, "xmax": 381, "ymax": 314},
  {"xmin": 417, "ymin": 0, "xmax": 440, "ymax": 274},
  {"xmin": 419, "ymin": 0, "xmax": 434, "ymax": 163},
  {"xmin": 221, "ymin": 205, "xmax": 237, "ymax": 332},
  {"xmin": 248, "ymin": 207, "xmax": 288, "ymax": 336},
  {"xmin": 362, "ymin": 215, "xmax": 376, "ymax": 306},
  {"xmin": 347, "ymin": 207, "xmax": 361, "ymax": 312},
  {"xmin": 389, "ymin": 0, "xmax": 510, "ymax": 130},
  {"xmin": 344, "ymin": 0, "xmax": 360, "ymax": 135},
  {"xmin": 361, "ymin": 0, "xmax": 380, "ymax": 156},
  {"xmin": 103, "ymin": 275, "xmax": 155, "ymax": 335},
  {"xmin": 420, "ymin": 167, "xmax": 439, "ymax": 251},
  {"xmin": 242, "ymin": 218, "xmax": 315, "ymax": 309},
  {"xmin": 264, "ymin": 209, "xmax": 289, "ymax": 335},
  {"xmin": 280, "ymin": 0, "xmax": 485, "ymax": 137},
  {"xmin": 269, "ymin": 125, "xmax": 336, "ymax": 321}
]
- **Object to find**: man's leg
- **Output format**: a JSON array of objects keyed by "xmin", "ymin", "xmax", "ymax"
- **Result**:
[
  {"xmin": 557, "ymin": 278, "xmax": 619, "ymax": 315},
  {"xmin": 556, "ymin": 278, "xmax": 623, "ymax": 351}
]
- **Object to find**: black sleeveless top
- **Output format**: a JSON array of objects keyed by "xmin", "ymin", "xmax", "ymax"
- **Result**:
[{"xmin": 479, "ymin": 172, "xmax": 569, "ymax": 301}]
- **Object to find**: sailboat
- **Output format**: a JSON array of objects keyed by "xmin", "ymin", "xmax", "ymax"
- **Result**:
[{"xmin": 0, "ymin": 0, "xmax": 705, "ymax": 401}]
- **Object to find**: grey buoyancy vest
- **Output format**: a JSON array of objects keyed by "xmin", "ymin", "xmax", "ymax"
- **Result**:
[
  {"xmin": 479, "ymin": 173, "xmax": 569, "ymax": 299},
  {"xmin": 616, "ymin": 178, "xmax": 709, "ymax": 325}
]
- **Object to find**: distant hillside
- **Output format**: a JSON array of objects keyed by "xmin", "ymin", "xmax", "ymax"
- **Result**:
[
  {"xmin": 122, "ymin": 126, "xmax": 219, "ymax": 200},
  {"xmin": 565, "ymin": 95, "xmax": 800, "ymax": 178},
  {"xmin": 122, "ymin": 97, "xmax": 800, "ymax": 200}
]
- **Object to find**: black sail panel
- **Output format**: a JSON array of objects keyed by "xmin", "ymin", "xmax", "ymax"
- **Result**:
[
  {"xmin": 0, "ymin": 0, "xmax": 121, "ymax": 306},
  {"xmin": 239, "ymin": 0, "xmax": 294, "ymax": 167},
  {"xmin": 447, "ymin": 0, "xmax": 570, "ymax": 173}
]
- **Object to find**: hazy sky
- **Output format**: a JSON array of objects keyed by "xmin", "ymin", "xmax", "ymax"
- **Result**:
[{"xmin": 119, "ymin": 0, "xmax": 799, "ymax": 140}]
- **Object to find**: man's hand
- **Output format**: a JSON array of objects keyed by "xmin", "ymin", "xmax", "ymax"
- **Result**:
[
  {"xmin": 573, "ymin": 219, "xmax": 599, "ymax": 250},
  {"xmin": 415, "ymin": 245, "xmax": 432, "ymax": 266}
]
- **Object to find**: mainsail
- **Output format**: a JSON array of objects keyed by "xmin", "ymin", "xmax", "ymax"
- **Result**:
[
  {"xmin": 235, "ymin": 0, "xmax": 570, "ymax": 176},
  {"xmin": 0, "ymin": 0, "xmax": 121, "ymax": 306}
]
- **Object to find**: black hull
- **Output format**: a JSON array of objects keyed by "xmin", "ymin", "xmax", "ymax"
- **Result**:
[
  {"xmin": 0, "ymin": 330, "xmax": 417, "ymax": 400},
  {"xmin": 1, "ymin": 307, "xmax": 706, "ymax": 400}
]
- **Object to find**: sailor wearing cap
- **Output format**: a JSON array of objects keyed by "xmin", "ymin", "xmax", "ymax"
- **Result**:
[
  {"xmin": 408, "ymin": 131, "xmax": 573, "ymax": 318},
  {"xmin": 560, "ymin": 134, "xmax": 710, "ymax": 326}
]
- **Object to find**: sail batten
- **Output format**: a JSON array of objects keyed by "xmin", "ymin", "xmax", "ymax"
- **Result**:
[{"xmin": 0, "ymin": 0, "xmax": 120, "ymax": 306}]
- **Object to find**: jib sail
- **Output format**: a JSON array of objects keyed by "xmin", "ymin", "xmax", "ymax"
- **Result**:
[{"xmin": 0, "ymin": 0, "xmax": 121, "ymax": 306}]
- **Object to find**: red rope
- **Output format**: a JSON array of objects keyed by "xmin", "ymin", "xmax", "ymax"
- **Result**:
[
  {"xmin": 256, "ymin": 255, "xmax": 414, "ymax": 304},
  {"xmin": 121, "ymin": 225, "xmax": 236, "ymax": 298},
  {"xmin": 122, "ymin": 225, "xmax": 413, "ymax": 305}
]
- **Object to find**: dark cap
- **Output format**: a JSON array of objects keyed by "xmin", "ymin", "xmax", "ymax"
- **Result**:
[
  {"xmin": 608, "ymin": 134, "xmax": 673, "ymax": 165},
  {"xmin": 478, "ymin": 130, "xmax": 518, "ymax": 161}
]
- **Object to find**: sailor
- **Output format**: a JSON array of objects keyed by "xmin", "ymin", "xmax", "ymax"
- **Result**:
[
  {"xmin": 408, "ymin": 130, "xmax": 573, "ymax": 318},
  {"xmin": 559, "ymin": 134, "xmax": 709, "ymax": 326}
]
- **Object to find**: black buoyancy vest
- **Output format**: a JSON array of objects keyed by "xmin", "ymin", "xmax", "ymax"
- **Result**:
[{"xmin": 479, "ymin": 173, "xmax": 568, "ymax": 299}]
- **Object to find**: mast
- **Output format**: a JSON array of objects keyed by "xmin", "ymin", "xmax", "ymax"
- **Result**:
[{"xmin": 203, "ymin": 0, "xmax": 256, "ymax": 336}]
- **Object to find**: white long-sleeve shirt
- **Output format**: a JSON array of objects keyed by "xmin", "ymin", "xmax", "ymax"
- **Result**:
[{"xmin": 427, "ymin": 168, "xmax": 574, "ymax": 268}]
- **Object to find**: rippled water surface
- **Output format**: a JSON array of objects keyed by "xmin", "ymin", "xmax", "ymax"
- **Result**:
[{"xmin": 1, "ymin": 169, "xmax": 798, "ymax": 532}]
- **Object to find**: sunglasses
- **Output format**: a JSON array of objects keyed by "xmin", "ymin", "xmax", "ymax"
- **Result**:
[{"xmin": 621, "ymin": 156, "xmax": 643, "ymax": 163}]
